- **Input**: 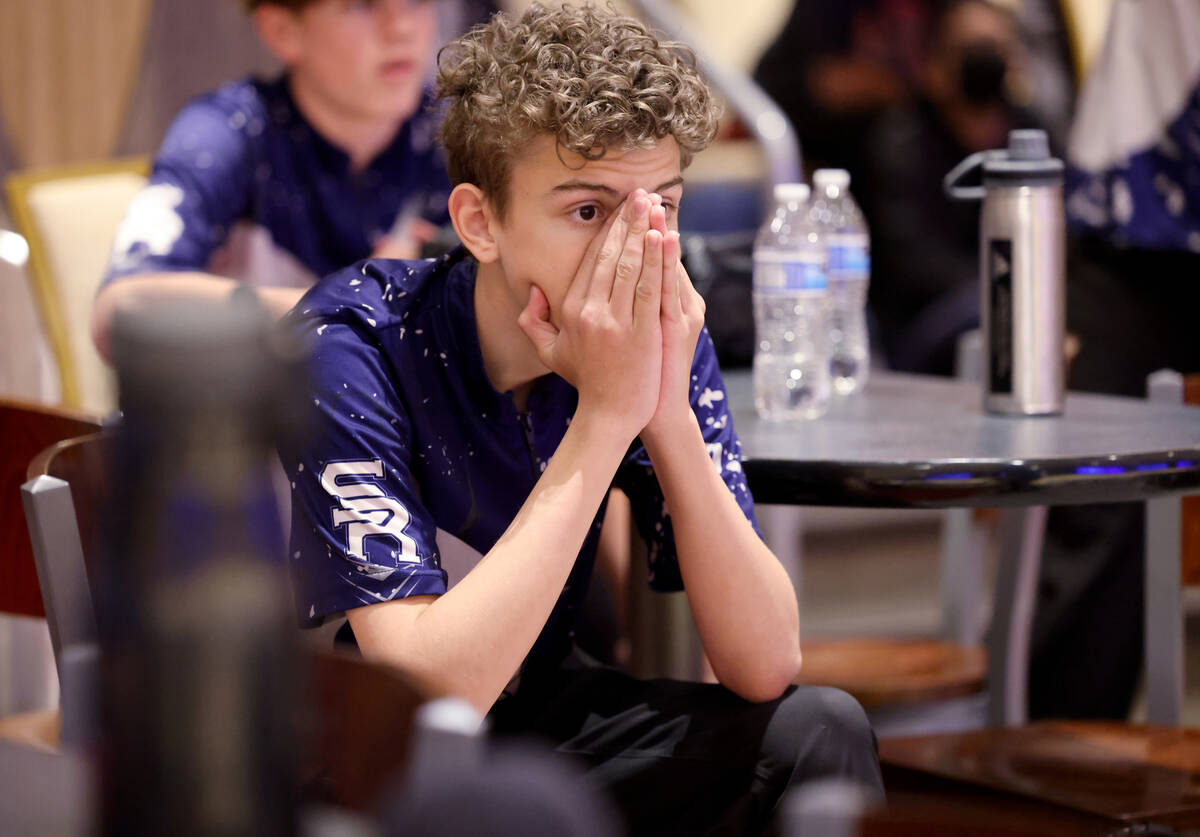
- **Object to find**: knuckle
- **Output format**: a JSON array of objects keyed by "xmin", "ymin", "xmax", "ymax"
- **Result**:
[
  {"xmin": 635, "ymin": 279, "xmax": 657, "ymax": 301},
  {"xmin": 579, "ymin": 305, "xmax": 604, "ymax": 330},
  {"xmin": 614, "ymin": 258, "xmax": 637, "ymax": 282},
  {"xmin": 595, "ymin": 246, "xmax": 617, "ymax": 266}
]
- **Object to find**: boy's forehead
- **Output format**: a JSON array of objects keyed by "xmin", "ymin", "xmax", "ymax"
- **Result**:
[{"xmin": 516, "ymin": 135, "xmax": 683, "ymax": 196}]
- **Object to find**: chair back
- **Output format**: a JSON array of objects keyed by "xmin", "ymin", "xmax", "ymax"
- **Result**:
[
  {"xmin": 5, "ymin": 157, "xmax": 149, "ymax": 412},
  {"xmin": 302, "ymin": 650, "xmax": 434, "ymax": 812},
  {"xmin": 1183, "ymin": 375, "xmax": 1200, "ymax": 585},
  {"xmin": 1147, "ymin": 370, "xmax": 1200, "ymax": 586},
  {"xmin": 21, "ymin": 431, "xmax": 111, "ymax": 689},
  {"xmin": 0, "ymin": 401, "xmax": 101, "ymax": 619}
]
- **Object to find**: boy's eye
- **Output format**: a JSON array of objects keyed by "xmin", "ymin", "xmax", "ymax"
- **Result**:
[{"xmin": 575, "ymin": 205, "xmax": 600, "ymax": 222}]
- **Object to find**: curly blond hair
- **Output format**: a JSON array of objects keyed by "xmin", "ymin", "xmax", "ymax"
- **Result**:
[{"xmin": 436, "ymin": 2, "xmax": 721, "ymax": 217}]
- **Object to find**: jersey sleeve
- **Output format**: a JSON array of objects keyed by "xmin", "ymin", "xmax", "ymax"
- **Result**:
[
  {"xmin": 614, "ymin": 328, "xmax": 761, "ymax": 592},
  {"xmin": 102, "ymin": 95, "xmax": 254, "ymax": 285},
  {"xmin": 279, "ymin": 293, "xmax": 446, "ymax": 626}
]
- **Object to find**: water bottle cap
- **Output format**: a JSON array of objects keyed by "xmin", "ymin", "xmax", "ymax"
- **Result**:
[
  {"xmin": 774, "ymin": 182, "xmax": 810, "ymax": 203},
  {"xmin": 980, "ymin": 128, "xmax": 1063, "ymax": 181},
  {"xmin": 1007, "ymin": 129, "xmax": 1050, "ymax": 160},
  {"xmin": 813, "ymin": 169, "xmax": 850, "ymax": 189}
]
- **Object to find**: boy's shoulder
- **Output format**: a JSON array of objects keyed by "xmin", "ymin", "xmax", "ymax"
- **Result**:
[
  {"xmin": 157, "ymin": 75, "xmax": 281, "ymax": 162},
  {"xmin": 176, "ymin": 75, "xmax": 278, "ymax": 129},
  {"xmin": 293, "ymin": 248, "xmax": 475, "ymax": 340}
]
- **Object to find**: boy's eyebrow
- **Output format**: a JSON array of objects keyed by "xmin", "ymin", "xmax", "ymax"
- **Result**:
[{"xmin": 550, "ymin": 175, "xmax": 685, "ymax": 197}]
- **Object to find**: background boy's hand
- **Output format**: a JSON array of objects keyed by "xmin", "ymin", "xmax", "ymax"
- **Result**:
[
  {"xmin": 518, "ymin": 190, "xmax": 664, "ymax": 437},
  {"xmin": 644, "ymin": 198, "xmax": 705, "ymax": 440},
  {"xmin": 371, "ymin": 218, "xmax": 438, "ymax": 260}
]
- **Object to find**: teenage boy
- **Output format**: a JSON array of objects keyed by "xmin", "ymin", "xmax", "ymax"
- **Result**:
[
  {"xmin": 282, "ymin": 4, "xmax": 883, "ymax": 833},
  {"xmin": 92, "ymin": 0, "xmax": 449, "ymax": 357}
]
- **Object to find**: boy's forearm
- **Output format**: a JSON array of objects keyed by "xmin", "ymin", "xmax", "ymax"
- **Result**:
[
  {"xmin": 641, "ymin": 416, "xmax": 802, "ymax": 702},
  {"xmin": 351, "ymin": 409, "xmax": 633, "ymax": 714}
]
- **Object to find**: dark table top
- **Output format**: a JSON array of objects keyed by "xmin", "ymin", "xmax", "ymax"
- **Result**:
[{"xmin": 722, "ymin": 370, "xmax": 1200, "ymax": 508}]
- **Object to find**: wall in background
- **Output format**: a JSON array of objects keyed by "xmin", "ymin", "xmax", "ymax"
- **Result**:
[{"xmin": 0, "ymin": 0, "xmax": 153, "ymax": 168}]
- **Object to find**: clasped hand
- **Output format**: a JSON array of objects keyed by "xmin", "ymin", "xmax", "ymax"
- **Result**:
[{"xmin": 518, "ymin": 190, "xmax": 706, "ymax": 441}]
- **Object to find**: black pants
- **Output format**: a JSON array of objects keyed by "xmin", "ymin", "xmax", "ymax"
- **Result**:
[
  {"xmin": 489, "ymin": 649, "xmax": 884, "ymax": 837},
  {"xmin": 1028, "ymin": 239, "xmax": 1200, "ymax": 719}
]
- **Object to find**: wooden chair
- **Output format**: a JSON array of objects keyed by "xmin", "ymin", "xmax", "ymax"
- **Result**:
[
  {"xmin": 0, "ymin": 400, "xmax": 101, "ymax": 751},
  {"xmin": 18, "ymin": 424, "xmax": 445, "ymax": 810},
  {"xmin": 301, "ymin": 649, "xmax": 435, "ymax": 812},
  {"xmin": 4, "ymin": 157, "xmax": 149, "ymax": 412}
]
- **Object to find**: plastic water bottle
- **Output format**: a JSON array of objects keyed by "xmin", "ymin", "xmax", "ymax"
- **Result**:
[
  {"xmin": 812, "ymin": 169, "xmax": 871, "ymax": 395},
  {"xmin": 752, "ymin": 183, "xmax": 831, "ymax": 420}
]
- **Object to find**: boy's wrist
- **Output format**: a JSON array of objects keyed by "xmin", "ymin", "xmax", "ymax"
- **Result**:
[
  {"xmin": 571, "ymin": 400, "xmax": 645, "ymax": 452},
  {"xmin": 640, "ymin": 408, "xmax": 701, "ymax": 453}
]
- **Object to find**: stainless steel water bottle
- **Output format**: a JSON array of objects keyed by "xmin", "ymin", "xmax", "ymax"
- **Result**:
[{"xmin": 945, "ymin": 129, "xmax": 1066, "ymax": 415}]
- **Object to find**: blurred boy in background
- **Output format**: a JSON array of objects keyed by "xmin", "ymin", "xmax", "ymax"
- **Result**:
[{"xmin": 92, "ymin": 0, "xmax": 450, "ymax": 356}]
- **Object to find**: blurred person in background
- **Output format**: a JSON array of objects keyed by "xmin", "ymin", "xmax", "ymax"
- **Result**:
[
  {"xmin": 91, "ymin": 0, "xmax": 451, "ymax": 357},
  {"xmin": 1029, "ymin": 0, "xmax": 1200, "ymax": 720},
  {"xmin": 754, "ymin": 0, "xmax": 930, "ymax": 188},
  {"xmin": 864, "ymin": 0, "xmax": 1046, "ymax": 374}
]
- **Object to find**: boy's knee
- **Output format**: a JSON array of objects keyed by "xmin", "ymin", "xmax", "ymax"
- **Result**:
[
  {"xmin": 786, "ymin": 686, "xmax": 873, "ymax": 744},
  {"xmin": 765, "ymin": 686, "xmax": 880, "ymax": 786}
]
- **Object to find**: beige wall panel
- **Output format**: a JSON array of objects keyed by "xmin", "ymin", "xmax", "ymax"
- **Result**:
[{"xmin": 0, "ymin": 0, "xmax": 152, "ymax": 167}]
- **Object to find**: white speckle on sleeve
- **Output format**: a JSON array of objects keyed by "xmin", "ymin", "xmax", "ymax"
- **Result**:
[{"xmin": 698, "ymin": 387, "xmax": 725, "ymax": 409}]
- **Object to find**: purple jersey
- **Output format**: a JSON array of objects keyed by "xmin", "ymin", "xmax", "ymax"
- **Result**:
[
  {"xmin": 103, "ymin": 75, "xmax": 450, "ymax": 289},
  {"xmin": 280, "ymin": 248, "xmax": 759, "ymax": 672}
]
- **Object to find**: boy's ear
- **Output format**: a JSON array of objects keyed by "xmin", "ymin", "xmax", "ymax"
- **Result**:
[
  {"xmin": 448, "ymin": 184, "xmax": 500, "ymax": 264},
  {"xmin": 253, "ymin": 5, "xmax": 304, "ymax": 66}
]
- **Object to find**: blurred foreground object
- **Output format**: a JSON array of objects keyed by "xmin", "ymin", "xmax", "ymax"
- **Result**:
[{"xmin": 99, "ymin": 292, "xmax": 307, "ymax": 837}]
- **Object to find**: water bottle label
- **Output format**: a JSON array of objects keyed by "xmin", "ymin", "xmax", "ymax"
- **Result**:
[
  {"xmin": 826, "ymin": 233, "xmax": 870, "ymax": 275},
  {"xmin": 753, "ymin": 257, "xmax": 827, "ymax": 292},
  {"xmin": 988, "ymin": 238, "xmax": 1013, "ymax": 395}
]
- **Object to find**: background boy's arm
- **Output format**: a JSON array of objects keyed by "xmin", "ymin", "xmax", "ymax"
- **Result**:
[
  {"xmin": 640, "ymin": 217, "xmax": 802, "ymax": 703},
  {"xmin": 349, "ymin": 193, "xmax": 665, "ymax": 715},
  {"xmin": 92, "ymin": 275, "xmax": 303, "ymax": 358}
]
